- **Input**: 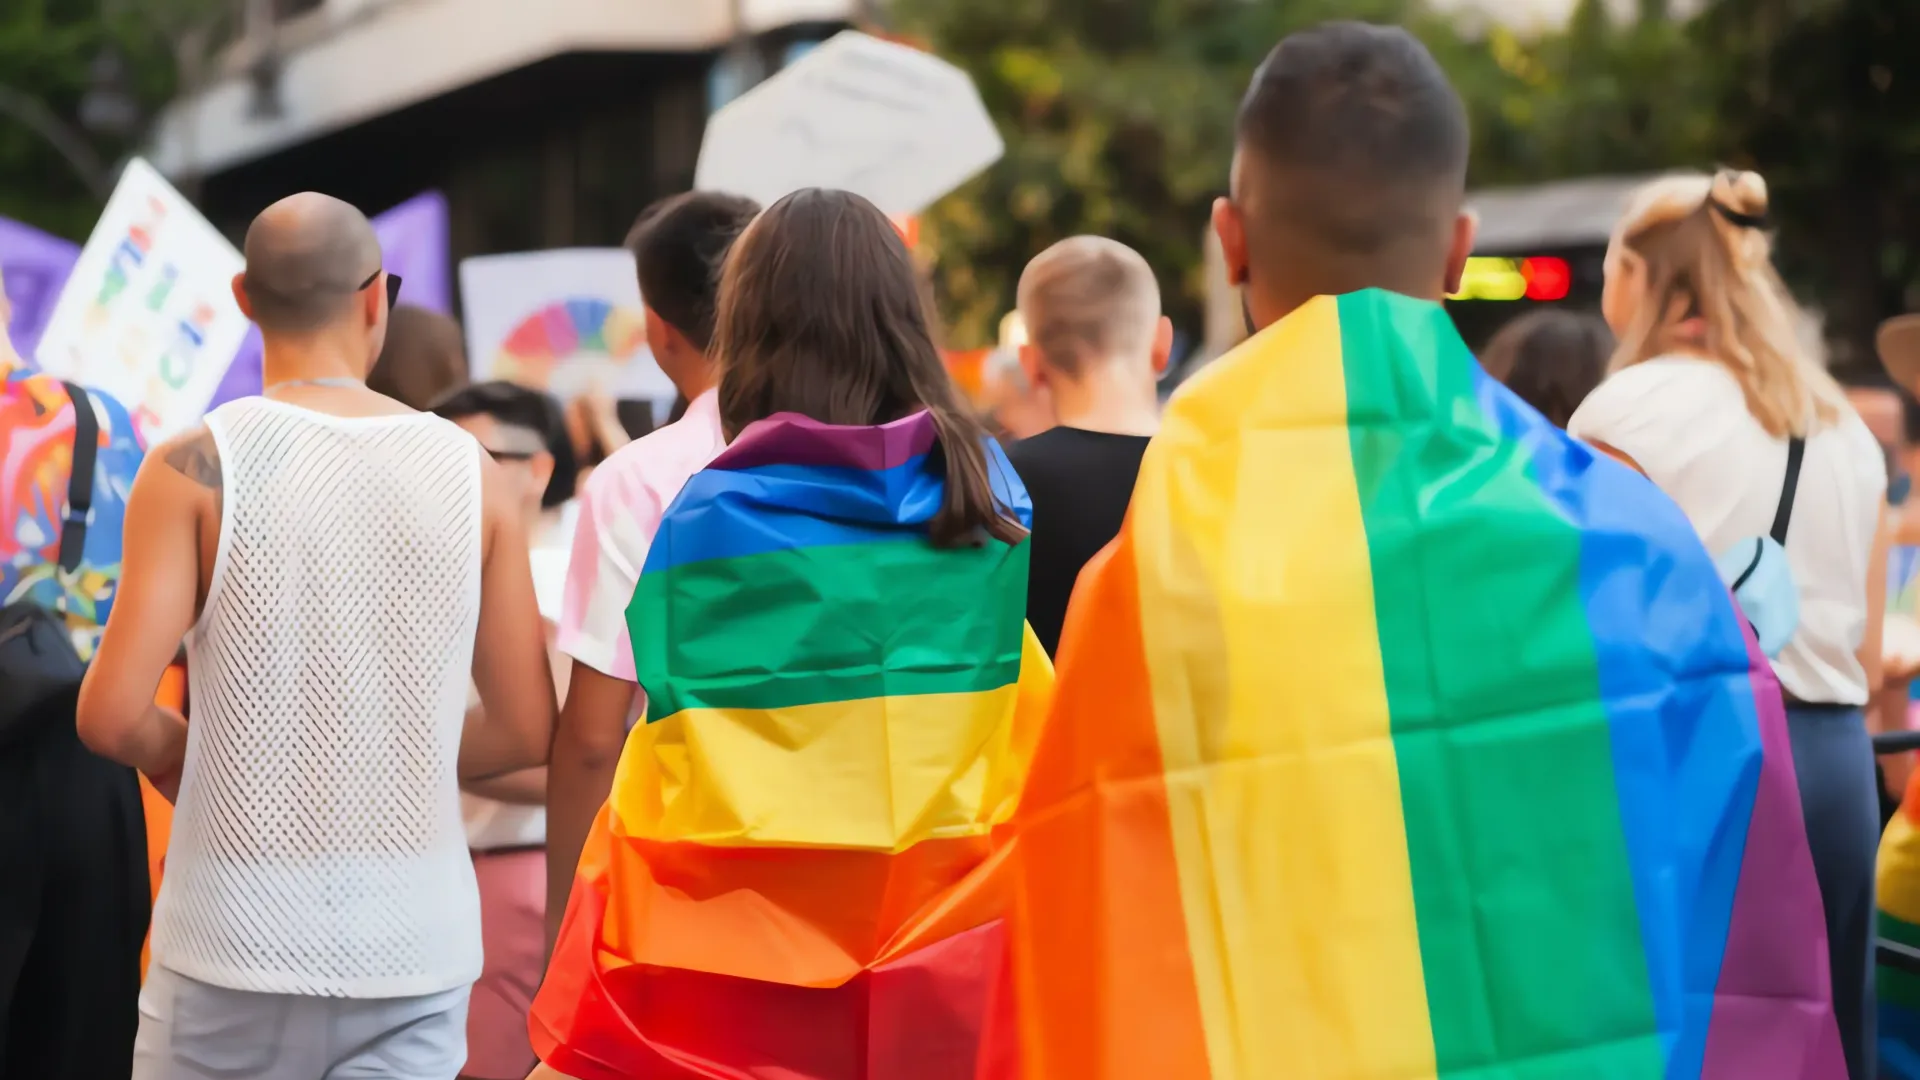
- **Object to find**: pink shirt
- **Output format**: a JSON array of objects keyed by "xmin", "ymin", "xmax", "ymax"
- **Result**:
[{"xmin": 557, "ymin": 390, "xmax": 727, "ymax": 688}]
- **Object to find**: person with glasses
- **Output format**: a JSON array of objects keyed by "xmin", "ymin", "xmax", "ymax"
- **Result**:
[
  {"xmin": 428, "ymin": 380, "xmax": 575, "ymax": 1080},
  {"xmin": 76, "ymin": 192, "xmax": 558, "ymax": 1080}
]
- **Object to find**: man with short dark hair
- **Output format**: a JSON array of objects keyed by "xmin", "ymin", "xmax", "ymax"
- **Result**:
[
  {"xmin": 547, "ymin": 191, "xmax": 760, "ymax": 943},
  {"xmin": 1210, "ymin": 20, "xmax": 1475, "ymax": 330},
  {"xmin": 1000, "ymin": 23, "xmax": 1839, "ymax": 1078}
]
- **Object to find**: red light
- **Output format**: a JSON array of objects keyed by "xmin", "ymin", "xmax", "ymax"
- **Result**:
[{"xmin": 1520, "ymin": 257, "xmax": 1571, "ymax": 302}]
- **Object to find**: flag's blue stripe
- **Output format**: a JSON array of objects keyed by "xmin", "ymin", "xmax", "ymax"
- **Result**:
[
  {"xmin": 642, "ymin": 442, "xmax": 1032, "ymax": 574},
  {"xmin": 1472, "ymin": 364, "xmax": 1758, "ymax": 1080}
]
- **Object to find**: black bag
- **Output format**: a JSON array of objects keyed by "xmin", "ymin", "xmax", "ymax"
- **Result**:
[{"xmin": 0, "ymin": 381, "xmax": 98, "ymax": 747}]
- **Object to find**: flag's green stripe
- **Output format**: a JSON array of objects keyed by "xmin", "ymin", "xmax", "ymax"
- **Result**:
[
  {"xmin": 1337, "ymin": 291, "xmax": 1661, "ymax": 1076},
  {"xmin": 1881, "ymin": 912, "xmax": 1920, "ymax": 1009},
  {"xmin": 628, "ymin": 537, "xmax": 1028, "ymax": 721}
]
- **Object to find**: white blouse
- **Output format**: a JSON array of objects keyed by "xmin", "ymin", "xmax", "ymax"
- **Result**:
[{"xmin": 1569, "ymin": 354, "xmax": 1885, "ymax": 705}]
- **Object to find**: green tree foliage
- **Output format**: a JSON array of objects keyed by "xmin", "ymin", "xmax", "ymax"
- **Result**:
[
  {"xmin": 0, "ymin": 0, "xmax": 218, "ymax": 240},
  {"xmin": 894, "ymin": 0, "xmax": 1717, "ymax": 345},
  {"xmin": 892, "ymin": 0, "xmax": 1728, "ymax": 347},
  {"xmin": 893, "ymin": 0, "xmax": 1418, "ymax": 344}
]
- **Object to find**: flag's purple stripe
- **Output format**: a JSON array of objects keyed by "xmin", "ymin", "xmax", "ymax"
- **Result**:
[
  {"xmin": 714, "ymin": 410, "xmax": 938, "ymax": 472},
  {"xmin": 1699, "ymin": 628, "xmax": 1844, "ymax": 1078}
]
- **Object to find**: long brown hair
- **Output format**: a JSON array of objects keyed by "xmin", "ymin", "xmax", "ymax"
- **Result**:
[
  {"xmin": 1609, "ymin": 170, "xmax": 1843, "ymax": 438},
  {"xmin": 714, "ymin": 188, "xmax": 1024, "ymax": 547}
]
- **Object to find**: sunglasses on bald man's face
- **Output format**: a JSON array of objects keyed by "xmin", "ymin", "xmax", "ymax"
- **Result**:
[{"xmin": 358, "ymin": 268, "xmax": 403, "ymax": 311}]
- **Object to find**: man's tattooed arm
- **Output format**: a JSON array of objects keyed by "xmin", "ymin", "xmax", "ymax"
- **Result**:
[{"xmin": 162, "ymin": 425, "xmax": 222, "ymax": 519}]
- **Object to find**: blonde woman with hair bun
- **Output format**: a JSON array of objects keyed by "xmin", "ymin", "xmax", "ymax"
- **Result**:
[{"xmin": 1570, "ymin": 168, "xmax": 1889, "ymax": 1079}]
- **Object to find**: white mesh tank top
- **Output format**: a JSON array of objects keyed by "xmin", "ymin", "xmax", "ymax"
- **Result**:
[{"xmin": 153, "ymin": 397, "xmax": 485, "ymax": 997}]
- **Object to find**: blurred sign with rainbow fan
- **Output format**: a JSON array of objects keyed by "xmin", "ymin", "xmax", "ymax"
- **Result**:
[{"xmin": 458, "ymin": 248, "xmax": 674, "ymax": 405}]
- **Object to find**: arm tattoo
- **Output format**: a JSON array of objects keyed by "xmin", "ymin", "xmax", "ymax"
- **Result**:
[{"xmin": 163, "ymin": 427, "xmax": 223, "ymax": 517}]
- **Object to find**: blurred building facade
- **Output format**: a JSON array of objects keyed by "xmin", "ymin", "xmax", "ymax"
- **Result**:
[{"xmin": 152, "ymin": 0, "xmax": 856, "ymax": 259}]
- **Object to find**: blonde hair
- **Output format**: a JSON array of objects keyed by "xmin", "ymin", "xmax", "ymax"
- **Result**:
[
  {"xmin": 1016, "ymin": 236, "xmax": 1160, "ymax": 378},
  {"xmin": 1608, "ymin": 170, "xmax": 1843, "ymax": 437}
]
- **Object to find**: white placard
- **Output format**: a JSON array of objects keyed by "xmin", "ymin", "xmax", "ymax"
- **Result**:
[
  {"xmin": 458, "ymin": 248, "xmax": 673, "ymax": 405},
  {"xmin": 34, "ymin": 159, "xmax": 249, "ymax": 442},
  {"xmin": 696, "ymin": 31, "xmax": 1004, "ymax": 215}
]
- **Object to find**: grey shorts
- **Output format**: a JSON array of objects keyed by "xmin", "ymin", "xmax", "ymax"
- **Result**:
[{"xmin": 132, "ymin": 966, "xmax": 470, "ymax": 1080}]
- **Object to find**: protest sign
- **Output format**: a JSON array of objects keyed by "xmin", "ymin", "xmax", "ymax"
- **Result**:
[
  {"xmin": 696, "ymin": 31, "xmax": 1003, "ymax": 215},
  {"xmin": 208, "ymin": 189, "xmax": 452, "ymax": 407},
  {"xmin": 459, "ymin": 248, "xmax": 673, "ymax": 407},
  {"xmin": 0, "ymin": 217, "xmax": 81, "ymax": 361},
  {"xmin": 33, "ymin": 159, "xmax": 249, "ymax": 441}
]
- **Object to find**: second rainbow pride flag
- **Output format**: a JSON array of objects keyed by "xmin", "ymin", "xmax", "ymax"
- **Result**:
[
  {"xmin": 530, "ymin": 410, "xmax": 1050, "ymax": 1080},
  {"xmin": 997, "ymin": 289, "xmax": 1843, "ymax": 1079}
]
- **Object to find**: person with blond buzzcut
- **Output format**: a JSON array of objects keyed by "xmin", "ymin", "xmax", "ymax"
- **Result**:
[{"xmin": 1004, "ymin": 235, "xmax": 1172, "ymax": 656}]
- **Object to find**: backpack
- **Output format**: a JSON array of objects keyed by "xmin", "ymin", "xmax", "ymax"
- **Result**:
[{"xmin": 0, "ymin": 381, "xmax": 99, "ymax": 748}]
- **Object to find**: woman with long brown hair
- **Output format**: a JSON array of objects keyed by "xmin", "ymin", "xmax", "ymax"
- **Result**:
[
  {"xmin": 1570, "ymin": 169, "xmax": 1888, "ymax": 1078},
  {"xmin": 527, "ymin": 189, "xmax": 1048, "ymax": 1080}
]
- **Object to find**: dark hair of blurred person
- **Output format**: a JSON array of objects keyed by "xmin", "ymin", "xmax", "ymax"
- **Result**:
[
  {"xmin": 1478, "ymin": 310, "xmax": 1614, "ymax": 429},
  {"xmin": 626, "ymin": 191, "xmax": 761, "ymax": 399},
  {"xmin": 366, "ymin": 304, "xmax": 468, "ymax": 410},
  {"xmin": 1212, "ymin": 20, "xmax": 1474, "ymax": 332},
  {"xmin": 432, "ymin": 380, "xmax": 577, "ymax": 512},
  {"xmin": 714, "ymin": 188, "xmax": 1025, "ymax": 548}
]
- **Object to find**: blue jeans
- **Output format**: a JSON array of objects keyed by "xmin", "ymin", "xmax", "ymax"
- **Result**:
[{"xmin": 1787, "ymin": 702, "xmax": 1879, "ymax": 1080}]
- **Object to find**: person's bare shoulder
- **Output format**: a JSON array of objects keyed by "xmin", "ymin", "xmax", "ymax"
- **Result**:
[{"xmin": 153, "ymin": 422, "xmax": 223, "ymax": 514}]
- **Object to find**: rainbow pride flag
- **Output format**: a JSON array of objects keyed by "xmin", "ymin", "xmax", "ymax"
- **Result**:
[
  {"xmin": 530, "ymin": 410, "xmax": 1051, "ymax": 1080},
  {"xmin": 995, "ymin": 289, "xmax": 1841, "ymax": 1078},
  {"xmin": 1880, "ymin": 771, "xmax": 1920, "ymax": 1078}
]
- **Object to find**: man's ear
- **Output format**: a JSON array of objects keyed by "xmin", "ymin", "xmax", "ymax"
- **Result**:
[
  {"xmin": 1018, "ymin": 342, "xmax": 1046, "ymax": 390},
  {"xmin": 1212, "ymin": 197, "xmax": 1249, "ymax": 287},
  {"xmin": 364, "ymin": 276, "xmax": 384, "ymax": 326},
  {"xmin": 1151, "ymin": 316, "xmax": 1173, "ymax": 375},
  {"xmin": 231, "ymin": 273, "xmax": 253, "ymax": 320},
  {"xmin": 531, "ymin": 450, "xmax": 556, "ymax": 495},
  {"xmin": 1443, "ymin": 210, "xmax": 1478, "ymax": 297}
]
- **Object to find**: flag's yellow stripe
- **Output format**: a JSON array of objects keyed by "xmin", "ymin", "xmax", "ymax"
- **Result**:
[
  {"xmin": 608, "ymin": 627, "xmax": 1049, "ymax": 851},
  {"xmin": 1129, "ymin": 296, "xmax": 1437, "ymax": 1077},
  {"xmin": 1883, "ymin": 809, "xmax": 1920, "ymax": 925}
]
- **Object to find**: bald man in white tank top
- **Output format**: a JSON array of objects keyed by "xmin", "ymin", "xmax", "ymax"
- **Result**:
[{"xmin": 77, "ymin": 193, "xmax": 557, "ymax": 1080}]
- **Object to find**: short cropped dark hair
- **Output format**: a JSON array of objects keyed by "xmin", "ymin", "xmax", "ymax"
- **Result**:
[
  {"xmin": 625, "ymin": 192, "xmax": 761, "ymax": 352},
  {"xmin": 1237, "ymin": 22, "xmax": 1469, "ymax": 252},
  {"xmin": 431, "ymin": 380, "xmax": 577, "ymax": 509}
]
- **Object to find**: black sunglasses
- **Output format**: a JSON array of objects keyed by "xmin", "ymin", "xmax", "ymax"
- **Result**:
[{"xmin": 358, "ymin": 267, "xmax": 403, "ymax": 310}]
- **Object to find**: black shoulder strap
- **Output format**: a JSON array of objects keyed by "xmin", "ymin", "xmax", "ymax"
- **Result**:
[
  {"xmin": 1770, "ymin": 435, "xmax": 1806, "ymax": 547},
  {"xmin": 57, "ymin": 381, "xmax": 97, "ymax": 575}
]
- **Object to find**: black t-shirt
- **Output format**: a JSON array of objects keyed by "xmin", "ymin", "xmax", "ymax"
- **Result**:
[{"xmin": 1005, "ymin": 427, "xmax": 1152, "ymax": 657}]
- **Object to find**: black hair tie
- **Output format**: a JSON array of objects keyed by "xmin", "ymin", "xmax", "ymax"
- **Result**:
[{"xmin": 1708, "ymin": 196, "xmax": 1768, "ymax": 230}]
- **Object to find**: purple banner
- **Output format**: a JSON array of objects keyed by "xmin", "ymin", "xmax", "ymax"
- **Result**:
[
  {"xmin": 0, "ymin": 217, "xmax": 82, "ymax": 362},
  {"xmin": 209, "ymin": 190, "xmax": 452, "ymax": 405}
]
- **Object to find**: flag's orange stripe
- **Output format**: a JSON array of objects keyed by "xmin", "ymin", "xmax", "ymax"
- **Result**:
[
  {"xmin": 574, "ymin": 825, "xmax": 995, "ymax": 988},
  {"xmin": 1006, "ymin": 533, "xmax": 1210, "ymax": 1077}
]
